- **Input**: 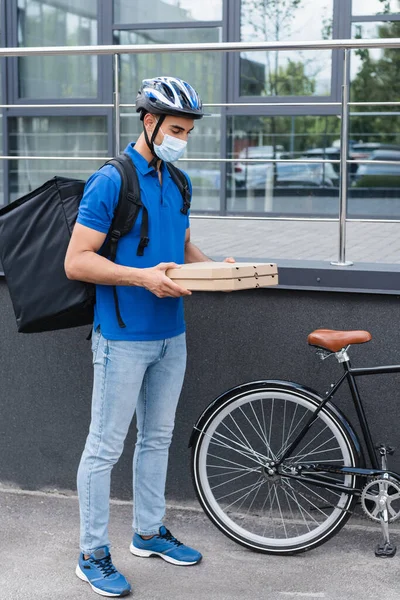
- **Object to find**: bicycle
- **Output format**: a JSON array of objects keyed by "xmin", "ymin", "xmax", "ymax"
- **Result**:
[{"xmin": 190, "ymin": 328, "xmax": 400, "ymax": 556}]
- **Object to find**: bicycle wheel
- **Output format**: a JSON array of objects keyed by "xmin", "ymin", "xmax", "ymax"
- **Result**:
[{"xmin": 192, "ymin": 382, "xmax": 361, "ymax": 554}]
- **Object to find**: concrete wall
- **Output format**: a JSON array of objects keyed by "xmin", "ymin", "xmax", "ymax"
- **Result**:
[{"xmin": 1, "ymin": 278, "xmax": 400, "ymax": 503}]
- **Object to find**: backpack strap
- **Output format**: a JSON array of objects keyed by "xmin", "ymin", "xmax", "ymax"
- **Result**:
[
  {"xmin": 165, "ymin": 163, "xmax": 191, "ymax": 215},
  {"xmin": 106, "ymin": 153, "xmax": 149, "ymax": 257},
  {"xmin": 101, "ymin": 153, "xmax": 149, "ymax": 328}
]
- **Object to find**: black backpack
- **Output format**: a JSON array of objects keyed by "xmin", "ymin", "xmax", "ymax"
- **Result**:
[{"xmin": 0, "ymin": 153, "xmax": 191, "ymax": 333}]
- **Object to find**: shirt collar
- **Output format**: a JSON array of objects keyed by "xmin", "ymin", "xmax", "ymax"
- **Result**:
[{"xmin": 124, "ymin": 143, "xmax": 171, "ymax": 178}]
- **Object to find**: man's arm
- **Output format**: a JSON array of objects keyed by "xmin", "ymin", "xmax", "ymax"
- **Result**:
[
  {"xmin": 184, "ymin": 228, "xmax": 235, "ymax": 263},
  {"xmin": 184, "ymin": 228, "xmax": 213, "ymax": 263},
  {"xmin": 65, "ymin": 223, "xmax": 191, "ymax": 298}
]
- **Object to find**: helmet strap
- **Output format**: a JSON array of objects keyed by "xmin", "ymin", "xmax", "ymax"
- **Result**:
[{"xmin": 144, "ymin": 114, "xmax": 166, "ymax": 169}]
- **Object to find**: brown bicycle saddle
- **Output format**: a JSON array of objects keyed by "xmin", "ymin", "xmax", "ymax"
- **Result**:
[{"xmin": 307, "ymin": 328, "xmax": 372, "ymax": 352}]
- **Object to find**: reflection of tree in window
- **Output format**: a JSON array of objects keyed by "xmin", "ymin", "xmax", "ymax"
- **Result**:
[
  {"xmin": 240, "ymin": 0, "xmax": 332, "ymax": 97},
  {"xmin": 351, "ymin": 10, "xmax": 400, "ymax": 147}
]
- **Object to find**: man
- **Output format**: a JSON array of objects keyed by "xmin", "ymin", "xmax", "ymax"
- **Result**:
[{"xmin": 65, "ymin": 76, "xmax": 234, "ymax": 597}]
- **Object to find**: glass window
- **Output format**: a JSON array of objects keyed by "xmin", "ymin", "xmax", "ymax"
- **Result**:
[
  {"xmin": 114, "ymin": 0, "xmax": 222, "ymax": 24},
  {"xmin": 350, "ymin": 21, "xmax": 400, "ymax": 154},
  {"xmin": 352, "ymin": 0, "xmax": 400, "ymax": 16},
  {"xmin": 227, "ymin": 115, "xmax": 341, "ymax": 216},
  {"xmin": 114, "ymin": 27, "xmax": 222, "ymax": 104},
  {"xmin": 351, "ymin": 20, "xmax": 400, "ymax": 94},
  {"xmin": 120, "ymin": 111, "xmax": 221, "ymax": 211},
  {"xmin": 240, "ymin": 0, "xmax": 334, "ymax": 97},
  {"xmin": 0, "ymin": 3, "xmax": 3, "ymax": 206},
  {"xmin": 17, "ymin": 0, "xmax": 98, "ymax": 99},
  {"xmin": 8, "ymin": 116, "xmax": 107, "ymax": 202},
  {"xmin": 0, "ymin": 115, "xmax": 3, "ymax": 207}
]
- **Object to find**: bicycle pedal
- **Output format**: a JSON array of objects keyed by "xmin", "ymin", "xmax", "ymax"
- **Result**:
[{"xmin": 375, "ymin": 542, "xmax": 397, "ymax": 558}]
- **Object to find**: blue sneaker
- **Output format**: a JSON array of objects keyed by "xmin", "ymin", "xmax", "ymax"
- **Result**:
[
  {"xmin": 130, "ymin": 526, "xmax": 202, "ymax": 566},
  {"xmin": 75, "ymin": 546, "xmax": 131, "ymax": 597}
]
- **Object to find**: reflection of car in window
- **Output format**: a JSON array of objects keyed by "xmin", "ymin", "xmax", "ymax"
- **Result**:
[
  {"xmin": 353, "ymin": 150, "xmax": 400, "ymax": 188},
  {"xmin": 234, "ymin": 145, "xmax": 286, "ymax": 188},
  {"xmin": 302, "ymin": 147, "xmax": 357, "ymax": 179},
  {"xmin": 233, "ymin": 145, "xmax": 339, "ymax": 190}
]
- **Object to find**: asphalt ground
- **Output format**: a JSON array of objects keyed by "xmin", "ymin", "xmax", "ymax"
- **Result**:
[{"xmin": 2, "ymin": 487, "xmax": 400, "ymax": 600}]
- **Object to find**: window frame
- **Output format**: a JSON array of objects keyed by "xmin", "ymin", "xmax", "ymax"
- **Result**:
[{"xmin": 7, "ymin": 0, "xmax": 107, "ymax": 105}]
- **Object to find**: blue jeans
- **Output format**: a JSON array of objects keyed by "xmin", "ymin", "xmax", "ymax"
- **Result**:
[{"xmin": 77, "ymin": 329, "xmax": 187, "ymax": 554}]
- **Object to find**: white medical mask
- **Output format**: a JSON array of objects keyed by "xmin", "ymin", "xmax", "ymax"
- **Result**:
[{"xmin": 153, "ymin": 127, "xmax": 187, "ymax": 163}]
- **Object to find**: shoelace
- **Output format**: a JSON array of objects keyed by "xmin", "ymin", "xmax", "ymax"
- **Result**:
[
  {"xmin": 90, "ymin": 555, "xmax": 117, "ymax": 578},
  {"xmin": 158, "ymin": 528, "xmax": 183, "ymax": 547}
]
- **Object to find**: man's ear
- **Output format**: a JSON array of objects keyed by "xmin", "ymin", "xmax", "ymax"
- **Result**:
[{"xmin": 143, "ymin": 113, "xmax": 156, "ymax": 131}]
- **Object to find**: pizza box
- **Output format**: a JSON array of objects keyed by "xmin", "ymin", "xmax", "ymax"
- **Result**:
[
  {"xmin": 166, "ymin": 261, "xmax": 277, "ymax": 280},
  {"xmin": 166, "ymin": 262, "xmax": 278, "ymax": 291},
  {"xmin": 168, "ymin": 274, "xmax": 278, "ymax": 291}
]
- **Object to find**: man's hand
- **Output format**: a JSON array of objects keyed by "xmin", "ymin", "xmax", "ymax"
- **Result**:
[{"xmin": 141, "ymin": 262, "xmax": 192, "ymax": 298}]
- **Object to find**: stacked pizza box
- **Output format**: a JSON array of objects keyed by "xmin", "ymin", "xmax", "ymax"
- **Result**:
[{"xmin": 166, "ymin": 261, "xmax": 278, "ymax": 291}]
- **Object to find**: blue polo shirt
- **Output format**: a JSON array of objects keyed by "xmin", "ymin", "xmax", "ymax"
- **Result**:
[{"xmin": 77, "ymin": 143, "xmax": 190, "ymax": 341}]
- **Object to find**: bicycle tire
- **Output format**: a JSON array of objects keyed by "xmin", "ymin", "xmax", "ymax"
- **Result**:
[{"xmin": 191, "ymin": 381, "xmax": 361, "ymax": 555}]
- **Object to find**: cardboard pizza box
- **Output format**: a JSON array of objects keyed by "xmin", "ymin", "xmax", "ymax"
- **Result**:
[
  {"xmin": 168, "ymin": 274, "xmax": 278, "ymax": 291},
  {"xmin": 166, "ymin": 261, "xmax": 279, "ymax": 291},
  {"xmin": 166, "ymin": 261, "xmax": 277, "ymax": 280}
]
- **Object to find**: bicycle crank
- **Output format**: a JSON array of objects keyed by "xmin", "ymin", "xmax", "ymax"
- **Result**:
[{"xmin": 361, "ymin": 477, "xmax": 400, "ymax": 523}]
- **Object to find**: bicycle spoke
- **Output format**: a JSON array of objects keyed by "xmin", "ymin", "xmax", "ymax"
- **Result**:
[
  {"xmin": 238, "ymin": 405, "xmax": 278, "ymax": 460},
  {"xmin": 288, "ymin": 435, "xmax": 339, "ymax": 462},
  {"xmin": 248, "ymin": 401, "xmax": 276, "ymax": 458},
  {"xmin": 276, "ymin": 409, "xmax": 310, "ymax": 459},
  {"xmin": 290, "ymin": 476, "xmax": 343, "ymax": 502},
  {"xmin": 207, "ymin": 453, "xmax": 259, "ymax": 470},
  {"xmin": 285, "ymin": 484, "xmax": 330, "ymax": 519},
  {"xmin": 272, "ymin": 483, "xmax": 288, "ymax": 538},
  {"xmin": 281, "ymin": 400, "xmax": 287, "ymax": 454},
  {"xmin": 210, "ymin": 468, "xmax": 260, "ymax": 491},
  {"xmin": 288, "ymin": 447, "xmax": 343, "ymax": 460},
  {"xmin": 220, "ymin": 477, "xmax": 265, "ymax": 512},
  {"xmin": 217, "ymin": 420, "xmax": 271, "ymax": 462},
  {"xmin": 285, "ymin": 402, "xmax": 300, "ymax": 448},
  {"xmin": 282, "ymin": 480, "xmax": 301, "ymax": 537},
  {"xmin": 281, "ymin": 426, "xmax": 331, "ymax": 462},
  {"xmin": 228, "ymin": 411, "xmax": 260, "ymax": 457},
  {"xmin": 207, "ymin": 467, "xmax": 259, "ymax": 479},
  {"xmin": 215, "ymin": 477, "xmax": 265, "ymax": 504},
  {"xmin": 266, "ymin": 483, "xmax": 277, "ymax": 538},
  {"xmin": 280, "ymin": 481, "xmax": 322, "ymax": 525},
  {"xmin": 208, "ymin": 435, "xmax": 266, "ymax": 467},
  {"xmin": 244, "ymin": 473, "xmax": 266, "ymax": 516},
  {"xmin": 268, "ymin": 398, "xmax": 274, "ymax": 454},
  {"xmin": 279, "ymin": 484, "xmax": 312, "ymax": 533},
  {"xmin": 206, "ymin": 464, "xmax": 254, "ymax": 473}
]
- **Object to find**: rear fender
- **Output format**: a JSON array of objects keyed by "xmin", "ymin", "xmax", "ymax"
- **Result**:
[{"xmin": 189, "ymin": 379, "xmax": 364, "ymax": 464}]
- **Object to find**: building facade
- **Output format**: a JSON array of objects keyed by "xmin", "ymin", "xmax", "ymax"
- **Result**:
[{"xmin": 0, "ymin": 0, "xmax": 399, "ymax": 221}]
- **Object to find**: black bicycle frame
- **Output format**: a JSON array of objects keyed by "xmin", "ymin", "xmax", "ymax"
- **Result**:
[{"xmin": 276, "ymin": 358, "xmax": 400, "ymax": 474}]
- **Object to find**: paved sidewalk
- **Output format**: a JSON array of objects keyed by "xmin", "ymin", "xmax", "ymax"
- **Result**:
[
  {"xmin": 191, "ymin": 219, "xmax": 400, "ymax": 263},
  {"xmin": 2, "ymin": 487, "xmax": 400, "ymax": 600}
]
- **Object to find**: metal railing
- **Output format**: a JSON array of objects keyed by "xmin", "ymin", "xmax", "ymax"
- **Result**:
[{"xmin": 2, "ymin": 37, "xmax": 400, "ymax": 265}]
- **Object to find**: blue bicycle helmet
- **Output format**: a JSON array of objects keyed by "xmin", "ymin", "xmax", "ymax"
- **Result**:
[{"xmin": 136, "ymin": 76, "xmax": 204, "ymax": 121}]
